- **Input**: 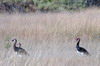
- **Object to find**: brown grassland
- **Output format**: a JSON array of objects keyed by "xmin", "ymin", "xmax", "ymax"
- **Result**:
[{"xmin": 0, "ymin": 8, "xmax": 100, "ymax": 66}]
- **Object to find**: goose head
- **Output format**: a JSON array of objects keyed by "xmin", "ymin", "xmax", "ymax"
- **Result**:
[{"xmin": 76, "ymin": 38, "xmax": 80, "ymax": 41}]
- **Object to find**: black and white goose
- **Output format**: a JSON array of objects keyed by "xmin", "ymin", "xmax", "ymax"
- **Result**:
[
  {"xmin": 76, "ymin": 38, "xmax": 89, "ymax": 55},
  {"xmin": 18, "ymin": 43, "xmax": 29, "ymax": 56},
  {"xmin": 12, "ymin": 39, "xmax": 29, "ymax": 56}
]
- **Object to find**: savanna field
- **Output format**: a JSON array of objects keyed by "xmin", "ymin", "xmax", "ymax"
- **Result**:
[{"xmin": 0, "ymin": 8, "xmax": 100, "ymax": 66}]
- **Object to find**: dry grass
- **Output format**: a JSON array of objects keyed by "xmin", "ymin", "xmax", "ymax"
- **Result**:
[{"xmin": 0, "ymin": 8, "xmax": 100, "ymax": 66}]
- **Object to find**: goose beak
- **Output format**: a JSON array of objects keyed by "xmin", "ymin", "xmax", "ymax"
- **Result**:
[
  {"xmin": 76, "ymin": 38, "xmax": 78, "ymax": 41},
  {"xmin": 76, "ymin": 38, "xmax": 80, "ymax": 41},
  {"xmin": 12, "ymin": 39, "xmax": 14, "ymax": 41}
]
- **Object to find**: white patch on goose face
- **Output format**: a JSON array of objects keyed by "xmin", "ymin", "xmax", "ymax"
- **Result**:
[{"xmin": 16, "ymin": 44, "xmax": 20, "ymax": 47}]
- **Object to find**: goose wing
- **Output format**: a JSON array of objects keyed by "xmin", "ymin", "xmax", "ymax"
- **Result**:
[
  {"xmin": 79, "ymin": 47, "xmax": 89, "ymax": 55},
  {"xmin": 18, "ymin": 47, "xmax": 29, "ymax": 55}
]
